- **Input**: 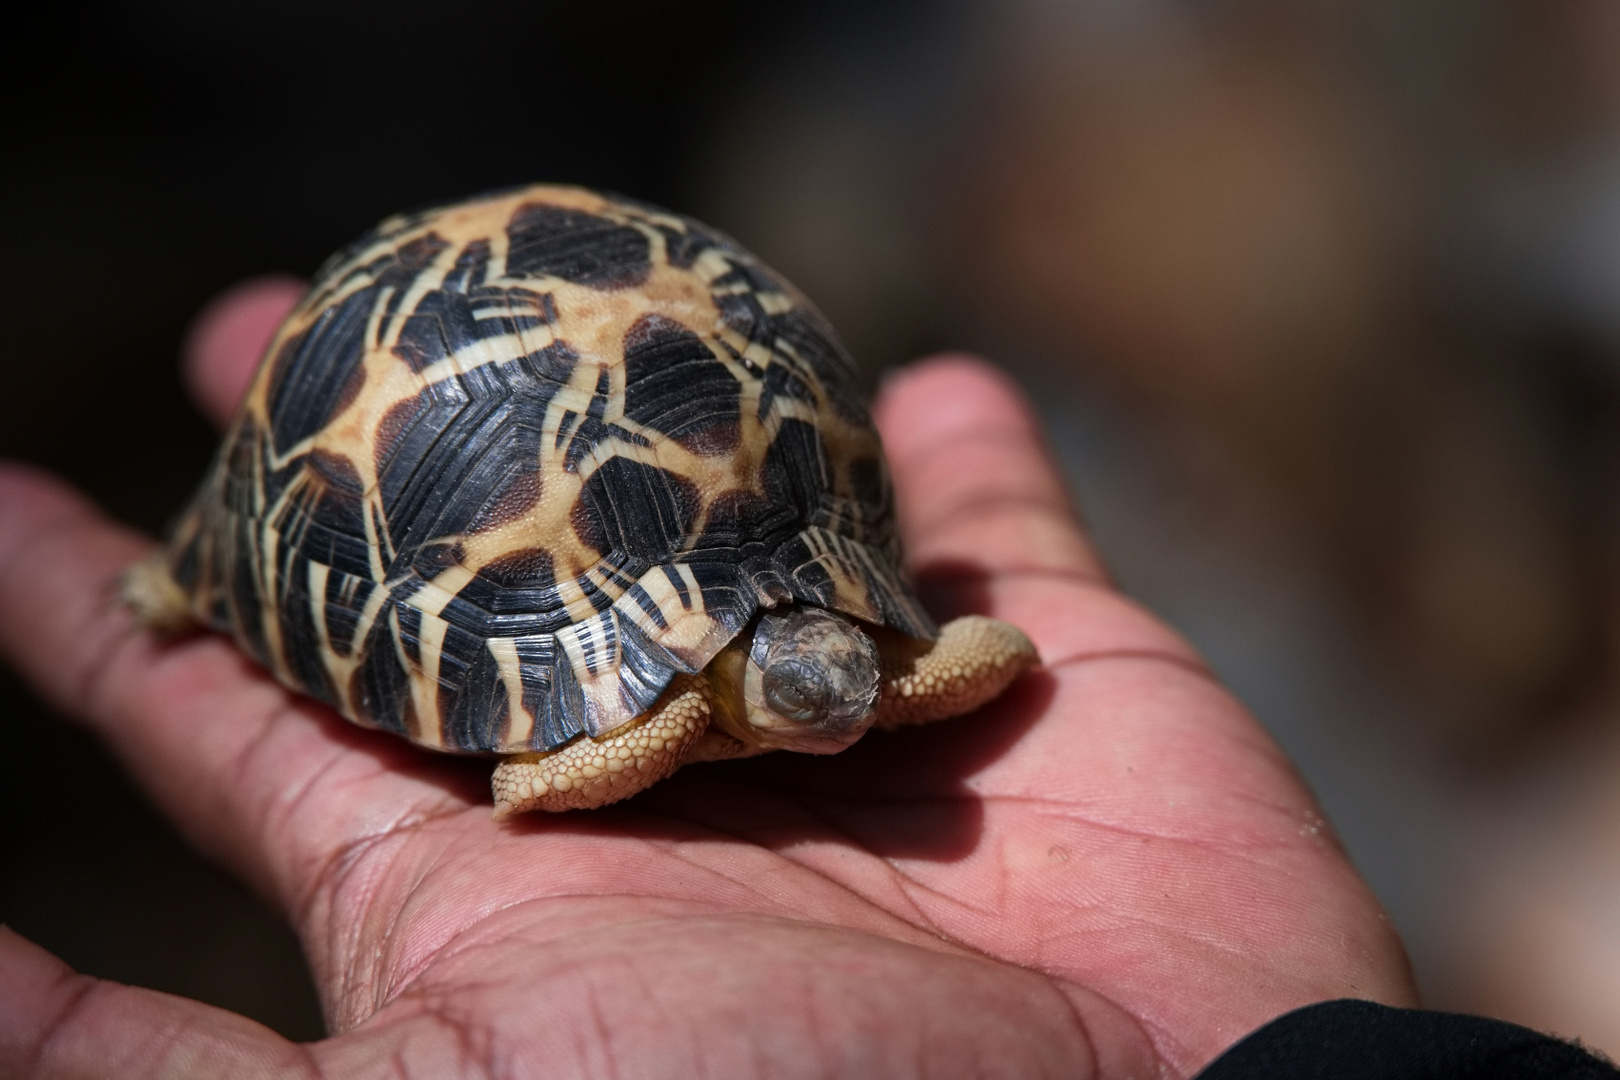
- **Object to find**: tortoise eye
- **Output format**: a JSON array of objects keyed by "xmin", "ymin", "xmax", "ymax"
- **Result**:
[{"xmin": 762, "ymin": 660, "xmax": 828, "ymax": 723}]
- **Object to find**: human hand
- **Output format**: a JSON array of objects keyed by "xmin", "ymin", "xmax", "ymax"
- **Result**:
[{"xmin": 0, "ymin": 279, "xmax": 1416, "ymax": 1079}]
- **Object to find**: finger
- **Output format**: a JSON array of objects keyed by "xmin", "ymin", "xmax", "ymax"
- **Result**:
[
  {"xmin": 0, "ymin": 465, "xmax": 154, "ymax": 718},
  {"xmin": 0, "ymin": 928, "xmax": 307, "ymax": 1079},
  {"xmin": 875, "ymin": 355, "xmax": 1106, "ymax": 582},
  {"xmin": 182, "ymin": 276, "xmax": 304, "ymax": 427},
  {"xmin": 874, "ymin": 355, "xmax": 1195, "ymax": 668}
]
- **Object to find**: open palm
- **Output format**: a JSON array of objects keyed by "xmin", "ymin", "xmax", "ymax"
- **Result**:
[{"xmin": 0, "ymin": 281, "xmax": 1414, "ymax": 1079}]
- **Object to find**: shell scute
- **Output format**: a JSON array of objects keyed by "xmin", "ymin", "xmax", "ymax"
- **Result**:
[{"xmin": 505, "ymin": 202, "xmax": 655, "ymax": 289}]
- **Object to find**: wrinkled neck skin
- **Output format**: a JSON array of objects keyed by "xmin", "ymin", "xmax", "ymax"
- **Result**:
[{"xmin": 707, "ymin": 604, "xmax": 883, "ymax": 754}]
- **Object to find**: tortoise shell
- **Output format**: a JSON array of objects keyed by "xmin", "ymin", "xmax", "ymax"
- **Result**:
[{"xmin": 165, "ymin": 185, "xmax": 935, "ymax": 754}]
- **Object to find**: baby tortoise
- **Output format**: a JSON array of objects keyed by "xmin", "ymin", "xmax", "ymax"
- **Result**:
[{"xmin": 127, "ymin": 185, "xmax": 1036, "ymax": 814}]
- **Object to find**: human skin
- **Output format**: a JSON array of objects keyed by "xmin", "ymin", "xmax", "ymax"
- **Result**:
[{"xmin": 0, "ymin": 279, "xmax": 1417, "ymax": 1079}]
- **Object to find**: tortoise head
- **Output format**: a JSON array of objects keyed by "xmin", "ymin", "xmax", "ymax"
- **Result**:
[{"xmin": 725, "ymin": 604, "xmax": 882, "ymax": 754}]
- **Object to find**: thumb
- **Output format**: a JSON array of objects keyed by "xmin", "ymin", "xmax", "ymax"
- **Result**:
[
  {"xmin": 0, "ymin": 927, "xmax": 310, "ymax": 1079},
  {"xmin": 182, "ymin": 276, "xmax": 305, "ymax": 428}
]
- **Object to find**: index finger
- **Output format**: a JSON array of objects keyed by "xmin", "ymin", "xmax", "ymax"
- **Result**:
[
  {"xmin": 181, "ymin": 276, "xmax": 305, "ymax": 426},
  {"xmin": 875, "ymin": 355, "xmax": 1106, "ymax": 584},
  {"xmin": 874, "ymin": 355, "xmax": 1194, "ymax": 669}
]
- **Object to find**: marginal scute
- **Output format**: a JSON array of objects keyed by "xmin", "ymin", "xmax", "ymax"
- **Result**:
[
  {"xmin": 277, "ymin": 553, "xmax": 339, "ymax": 705},
  {"xmin": 351, "ymin": 614, "xmax": 413, "ymax": 736},
  {"xmin": 441, "ymin": 638, "xmax": 512, "ymax": 751},
  {"xmin": 321, "ymin": 568, "xmax": 373, "ymax": 659}
]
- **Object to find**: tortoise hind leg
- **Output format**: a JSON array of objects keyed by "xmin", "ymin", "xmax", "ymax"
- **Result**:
[
  {"xmin": 121, "ymin": 551, "xmax": 195, "ymax": 636},
  {"xmin": 874, "ymin": 616, "xmax": 1037, "ymax": 729},
  {"xmin": 491, "ymin": 673, "xmax": 713, "ymax": 815}
]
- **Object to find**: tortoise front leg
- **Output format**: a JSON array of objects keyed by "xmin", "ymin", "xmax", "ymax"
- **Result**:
[
  {"xmin": 491, "ymin": 673, "xmax": 713, "ymax": 815},
  {"xmin": 874, "ymin": 616, "xmax": 1037, "ymax": 728}
]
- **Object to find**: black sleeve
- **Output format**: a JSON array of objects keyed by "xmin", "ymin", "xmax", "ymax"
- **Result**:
[{"xmin": 1195, "ymin": 999, "xmax": 1619, "ymax": 1079}]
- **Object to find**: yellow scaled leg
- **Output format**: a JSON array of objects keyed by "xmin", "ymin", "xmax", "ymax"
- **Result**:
[
  {"xmin": 875, "ymin": 615, "xmax": 1037, "ymax": 728},
  {"xmin": 491, "ymin": 673, "xmax": 713, "ymax": 815},
  {"xmin": 121, "ymin": 552, "xmax": 195, "ymax": 636}
]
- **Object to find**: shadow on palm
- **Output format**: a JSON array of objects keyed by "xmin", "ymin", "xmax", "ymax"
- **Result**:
[{"xmin": 632, "ymin": 667, "xmax": 1054, "ymax": 862}]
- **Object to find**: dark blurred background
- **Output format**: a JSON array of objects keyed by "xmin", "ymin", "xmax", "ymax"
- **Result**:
[{"xmin": 6, "ymin": 0, "xmax": 1620, "ymax": 1051}]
